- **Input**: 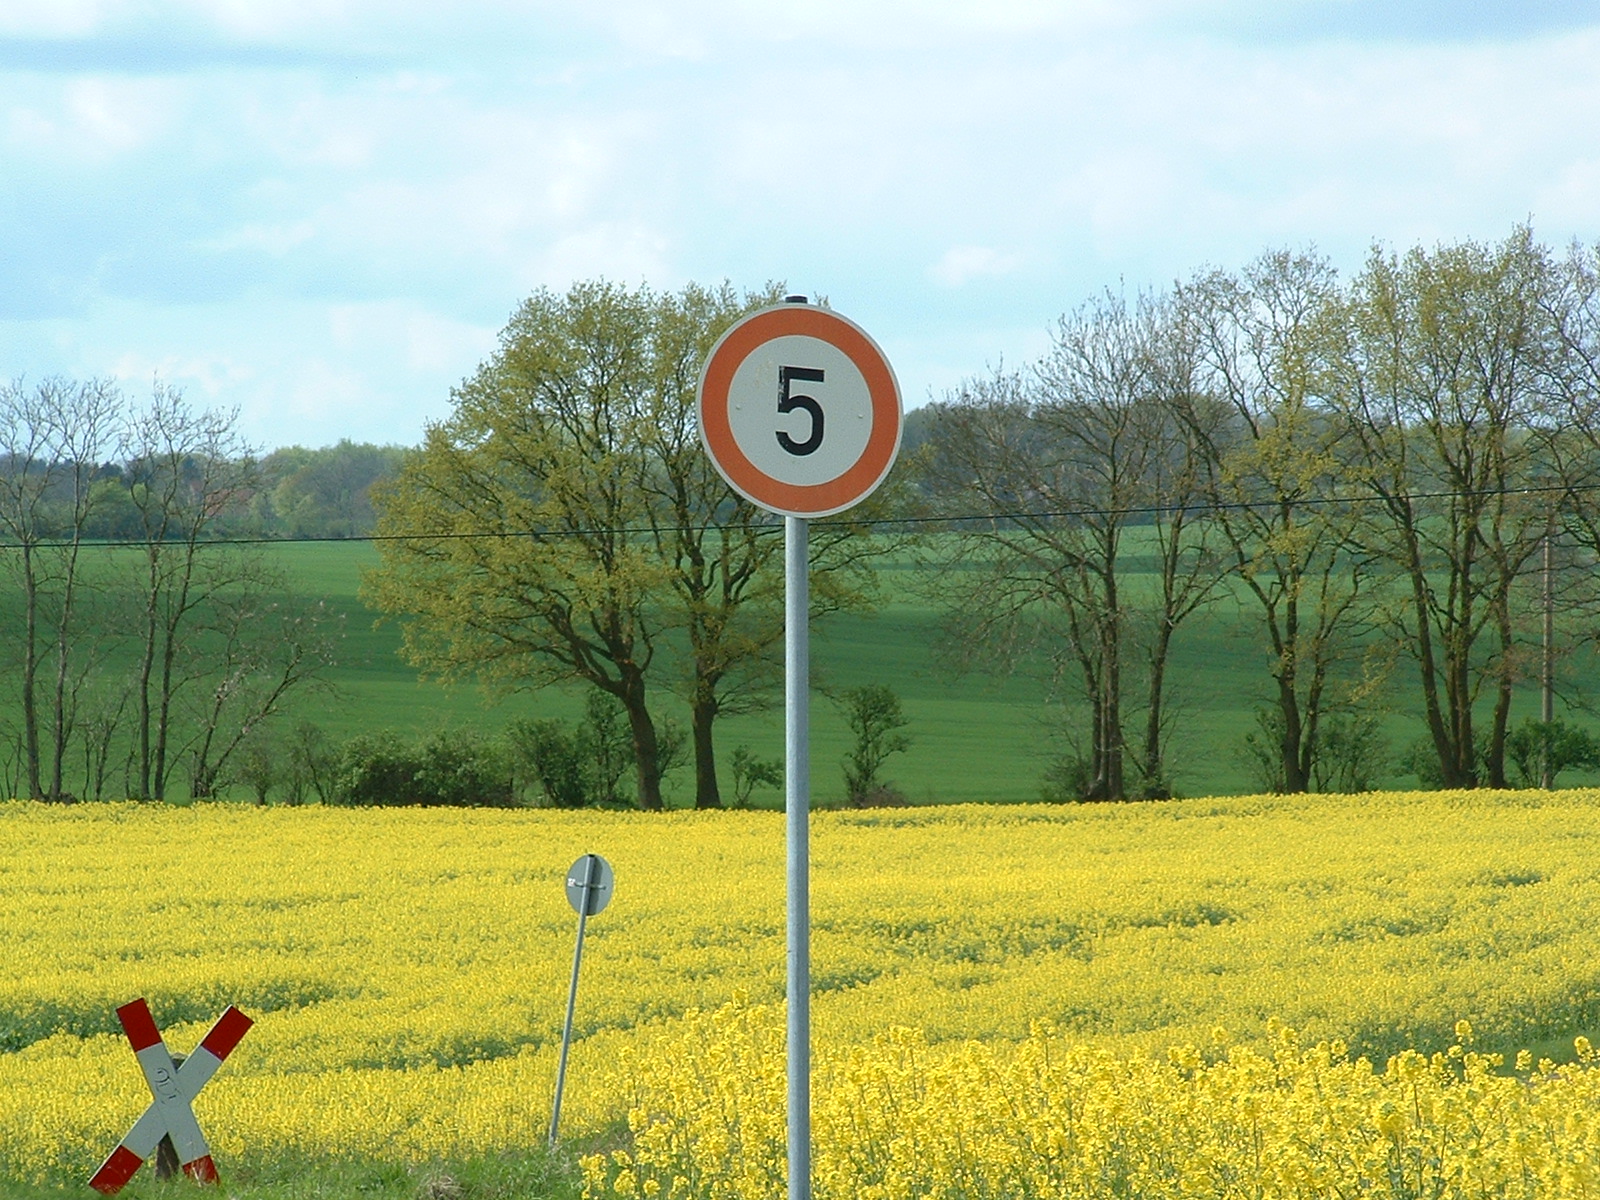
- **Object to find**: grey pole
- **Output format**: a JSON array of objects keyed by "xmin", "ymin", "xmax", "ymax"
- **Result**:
[
  {"xmin": 785, "ymin": 513, "xmax": 811, "ymax": 1200},
  {"xmin": 549, "ymin": 853, "xmax": 597, "ymax": 1147},
  {"xmin": 1542, "ymin": 521, "xmax": 1555, "ymax": 788}
]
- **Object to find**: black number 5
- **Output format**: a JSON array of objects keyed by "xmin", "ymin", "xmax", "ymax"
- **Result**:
[{"xmin": 777, "ymin": 366, "xmax": 825, "ymax": 456}]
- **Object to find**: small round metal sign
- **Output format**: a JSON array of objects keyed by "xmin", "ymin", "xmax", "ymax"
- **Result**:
[
  {"xmin": 564, "ymin": 854, "xmax": 614, "ymax": 917},
  {"xmin": 698, "ymin": 302, "xmax": 902, "ymax": 518}
]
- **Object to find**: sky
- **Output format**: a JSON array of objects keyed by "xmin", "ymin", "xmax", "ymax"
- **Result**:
[{"xmin": 3, "ymin": 0, "xmax": 1599, "ymax": 451}]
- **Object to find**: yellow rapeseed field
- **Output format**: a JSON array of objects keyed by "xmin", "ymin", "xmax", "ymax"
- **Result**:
[{"xmin": 3, "ymin": 791, "xmax": 1599, "ymax": 1197}]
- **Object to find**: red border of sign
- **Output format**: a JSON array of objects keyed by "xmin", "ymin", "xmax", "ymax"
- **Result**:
[{"xmin": 698, "ymin": 305, "xmax": 902, "ymax": 518}]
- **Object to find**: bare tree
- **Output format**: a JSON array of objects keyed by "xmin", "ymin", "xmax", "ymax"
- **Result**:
[
  {"xmin": 184, "ymin": 592, "xmax": 342, "ymax": 798},
  {"xmin": 924, "ymin": 290, "xmax": 1219, "ymax": 799},
  {"xmin": 1542, "ymin": 240, "xmax": 1600, "ymax": 640},
  {"xmin": 0, "ymin": 376, "xmax": 121, "ymax": 799},
  {"xmin": 122, "ymin": 383, "xmax": 260, "ymax": 799}
]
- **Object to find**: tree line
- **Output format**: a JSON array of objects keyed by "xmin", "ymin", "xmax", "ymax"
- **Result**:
[
  {"xmin": 920, "ymin": 226, "xmax": 1600, "ymax": 797},
  {"xmin": 10, "ymin": 227, "xmax": 1600, "ymax": 807}
]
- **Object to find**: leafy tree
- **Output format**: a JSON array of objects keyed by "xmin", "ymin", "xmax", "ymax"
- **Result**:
[
  {"xmin": 635, "ymin": 282, "xmax": 888, "ymax": 807},
  {"xmin": 365, "ymin": 282, "xmax": 681, "ymax": 809},
  {"xmin": 365, "ymin": 279, "xmax": 886, "ymax": 810},
  {"xmin": 1330, "ymin": 228, "xmax": 1561, "ymax": 787},
  {"xmin": 635, "ymin": 281, "xmax": 785, "ymax": 808}
]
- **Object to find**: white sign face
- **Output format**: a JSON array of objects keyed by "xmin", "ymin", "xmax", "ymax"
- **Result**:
[
  {"xmin": 698, "ymin": 304, "xmax": 901, "ymax": 518},
  {"xmin": 725, "ymin": 334, "xmax": 874, "ymax": 490}
]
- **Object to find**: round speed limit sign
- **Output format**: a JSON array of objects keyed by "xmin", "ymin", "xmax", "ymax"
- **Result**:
[{"xmin": 697, "ymin": 302, "xmax": 902, "ymax": 518}]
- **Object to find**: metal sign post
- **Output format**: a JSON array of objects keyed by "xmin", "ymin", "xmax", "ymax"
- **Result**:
[
  {"xmin": 550, "ymin": 852, "xmax": 614, "ymax": 1147},
  {"xmin": 698, "ymin": 296, "xmax": 901, "ymax": 1200},
  {"xmin": 785, "ymin": 513, "xmax": 810, "ymax": 1199}
]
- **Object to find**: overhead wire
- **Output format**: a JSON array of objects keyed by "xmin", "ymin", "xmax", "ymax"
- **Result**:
[{"xmin": 0, "ymin": 479, "xmax": 1595, "ymax": 551}]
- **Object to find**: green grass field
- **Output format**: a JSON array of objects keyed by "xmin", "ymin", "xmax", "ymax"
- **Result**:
[
  {"xmin": 272, "ymin": 541, "xmax": 1061, "ymax": 805},
  {"xmin": 4, "ymin": 536, "xmax": 1595, "ymax": 805},
  {"xmin": 260, "ymin": 539, "xmax": 1600, "ymax": 806}
]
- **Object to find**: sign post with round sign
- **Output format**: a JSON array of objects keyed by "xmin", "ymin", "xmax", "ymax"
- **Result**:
[
  {"xmin": 699, "ymin": 298, "xmax": 901, "ymax": 1200},
  {"xmin": 549, "ymin": 853, "xmax": 614, "ymax": 1147}
]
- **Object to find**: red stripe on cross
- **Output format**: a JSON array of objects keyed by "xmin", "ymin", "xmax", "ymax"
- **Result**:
[
  {"xmin": 116, "ymin": 999, "xmax": 163, "ymax": 1053},
  {"xmin": 184, "ymin": 1155, "xmax": 219, "ymax": 1183},
  {"xmin": 88, "ymin": 1145, "xmax": 144, "ymax": 1195},
  {"xmin": 199, "ymin": 1006, "xmax": 253, "ymax": 1061}
]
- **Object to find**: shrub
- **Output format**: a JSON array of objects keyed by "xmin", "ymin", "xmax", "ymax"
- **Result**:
[
  {"xmin": 284, "ymin": 720, "xmax": 337, "ymax": 805},
  {"xmin": 1506, "ymin": 718, "xmax": 1600, "ymax": 788},
  {"xmin": 837, "ymin": 684, "xmax": 911, "ymax": 807},
  {"xmin": 1240, "ymin": 707, "xmax": 1287, "ymax": 794},
  {"xmin": 1243, "ymin": 705, "xmax": 1388, "ymax": 795},
  {"xmin": 333, "ymin": 730, "xmax": 514, "ymax": 808},
  {"xmin": 507, "ymin": 719, "xmax": 591, "ymax": 808},
  {"xmin": 1311, "ymin": 711, "xmax": 1388, "ymax": 794},
  {"xmin": 1040, "ymin": 749, "xmax": 1094, "ymax": 803},
  {"xmin": 729, "ymin": 745, "xmax": 782, "ymax": 808},
  {"xmin": 507, "ymin": 691, "xmax": 640, "ymax": 808},
  {"xmin": 233, "ymin": 737, "xmax": 277, "ymax": 806},
  {"xmin": 1401, "ymin": 733, "xmax": 1488, "ymax": 789}
]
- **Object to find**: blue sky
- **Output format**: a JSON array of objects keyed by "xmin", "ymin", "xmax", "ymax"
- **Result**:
[{"xmin": 3, "ymin": 1, "xmax": 1598, "ymax": 450}]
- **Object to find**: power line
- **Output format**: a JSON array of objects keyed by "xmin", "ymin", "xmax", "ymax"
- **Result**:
[{"xmin": 0, "ymin": 481, "xmax": 1595, "ymax": 551}]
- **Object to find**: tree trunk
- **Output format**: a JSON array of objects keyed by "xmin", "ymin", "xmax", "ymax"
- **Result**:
[
  {"xmin": 1140, "ymin": 626, "xmax": 1171, "ymax": 799},
  {"xmin": 20, "ymin": 543, "xmax": 43, "ymax": 799},
  {"xmin": 153, "ymin": 623, "xmax": 179, "ymax": 800},
  {"xmin": 618, "ymin": 670, "xmax": 663, "ymax": 811},
  {"xmin": 134, "ymin": 557, "xmax": 159, "ymax": 800},
  {"xmin": 1100, "ymin": 614, "xmax": 1126, "ymax": 803},
  {"xmin": 1273, "ymin": 671, "xmax": 1308, "ymax": 794},
  {"xmin": 1488, "ymin": 591, "xmax": 1516, "ymax": 789},
  {"xmin": 691, "ymin": 689, "xmax": 722, "ymax": 809},
  {"xmin": 49, "ymin": 546, "xmax": 81, "ymax": 801}
]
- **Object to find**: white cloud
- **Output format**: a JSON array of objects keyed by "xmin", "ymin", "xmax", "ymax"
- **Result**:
[
  {"xmin": 532, "ymin": 223, "xmax": 673, "ymax": 293},
  {"xmin": 4, "ymin": 3, "xmax": 1600, "ymax": 449},
  {"xmin": 108, "ymin": 347, "xmax": 256, "ymax": 405},
  {"xmin": 201, "ymin": 219, "xmax": 319, "ymax": 258},
  {"xmin": 929, "ymin": 246, "xmax": 1022, "ymax": 288},
  {"xmin": 1536, "ymin": 160, "xmax": 1600, "ymax": 235},
  {"xmin": 0, "ymin": 0, "xmax": 113, "ymax": 36},
  {"xmin": 3, "ymin": 75, "xmax": 182, "ymax": 161}
]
